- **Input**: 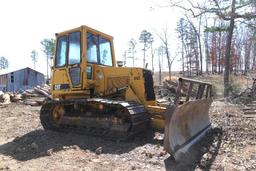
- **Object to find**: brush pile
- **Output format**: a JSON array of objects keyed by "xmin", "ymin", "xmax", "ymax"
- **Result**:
[{"xmin": 0, "ymin": 84, "xmax": 51, "ymax": 106}]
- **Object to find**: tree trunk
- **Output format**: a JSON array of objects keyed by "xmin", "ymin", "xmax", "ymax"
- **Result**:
[
  {"xmin": 143, "ymin": 44, "xmax": 146, "ymax": 68},
  {"xmin": 46, "ymin": 55, "xmax": 49, "ymax": 80},
  {"xmin": 198, "ymin": 16, "xmax": 203, "ymax": 75},
  {"xmin": 205, "ymin": 48, "xmax": 208, "ymax": 74},
  {"xmin": 224, "ymin": 0, "xmax": 236, "ymax": 97},
  {"xmin": 253, "ymin": 41, "xmax": 256, "ymax": 70},
  {"xmin": 204, "ymin": 17, "xmax": 209, "ymax": 74},
  {"xmin": 151, "ymin": 43, "xmax": 154, "ymax": 74},
  {"xmin": 246, "ymin": 40, "xmax": 252, "ymax": 73},
  {"xmin": 166, "ymin": 46, "xmax": 172, "ymax": 79},
  {"xmin": 218, "ymin": 30, "xmax": 222, "ymax": 74},
  {"xmin": 158, "ymin": 55, "xmax": 162, "ymax": 85},
  {"xmin": 182, "ymin": 36, "xmax": 185, "ymax": 75}
]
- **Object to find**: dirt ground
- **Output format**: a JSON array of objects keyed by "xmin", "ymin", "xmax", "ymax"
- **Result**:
[{"xmin": 0, "ymin": 99, "xmax": 255, "ymax": 171}]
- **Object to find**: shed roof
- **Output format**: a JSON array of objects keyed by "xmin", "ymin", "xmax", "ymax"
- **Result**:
[{"xmin": 0, "ymin": 67, "xmax": 45, "ymax": 76}]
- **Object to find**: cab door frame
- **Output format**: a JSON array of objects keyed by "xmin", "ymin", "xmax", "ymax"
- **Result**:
[{"xmin": 66, "ymin": 30, "xmax": 83, "ymax": 90}]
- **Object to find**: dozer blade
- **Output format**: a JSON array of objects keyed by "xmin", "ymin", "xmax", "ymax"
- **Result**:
[
  {"xmin": 164, "ymin": 99, "xmax": 212, "ymax": 160},
  {"xmin": 163, "ymin": 77, "xmax": 213, "ymax": 160}
]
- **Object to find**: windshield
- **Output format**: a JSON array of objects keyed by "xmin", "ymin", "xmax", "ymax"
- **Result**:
[{"xmin": 55, "ymin": 32, "xmax": 81, "ymax": 67}]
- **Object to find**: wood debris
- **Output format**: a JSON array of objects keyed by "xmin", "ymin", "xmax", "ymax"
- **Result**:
[{"xmin": 0, "ymin": 84, "xmax": 51, "ymax": 106}]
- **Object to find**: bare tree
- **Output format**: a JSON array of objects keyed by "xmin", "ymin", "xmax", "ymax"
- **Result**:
[
  {"xmin": 123, "ymin": 50, "xmax": 128, "ymax": 67},
  {"xmin": 177, "ymin": 18, "xmax": 201, "ymax": 76},
  {"xmin": 177, "ymin": 18, "xmax": 186, "ymax": 75},
  {"xmin": 127, "ymin": 39, "xmax": 137, "ymax": 67},
  {"xmin": 185, "ymin": 15, "xmax": 203, "ymax": 74},
  {"xmin": 157, "ymin": 27, "xmax": 176, "ymax": 79},
  {"xmin": 157, "ymin": 46, "xmax": 165, "ymax": 84}
]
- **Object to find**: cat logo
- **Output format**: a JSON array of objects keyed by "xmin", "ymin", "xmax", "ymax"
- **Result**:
[{"xmin": 54, "ymin": 84, "xmax": 61, "ymax": 90}]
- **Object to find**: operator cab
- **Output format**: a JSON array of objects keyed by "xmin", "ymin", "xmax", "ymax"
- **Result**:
[{"xmin": 52, "ymin": 26, "xmax": 116, "ymax": 94}]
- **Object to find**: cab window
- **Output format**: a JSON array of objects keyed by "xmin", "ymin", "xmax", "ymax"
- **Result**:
[
  {"xmin": 68, "ymin": 32, "xmax": 81, "ymax": 65},
  {"xmin": 55, "ymin": 36, "xmax": 67, "ymax": 67},
  {"xmin": 87, "ymin": 32, "xmax": 98, "ymax": 63},
  {"xmin": 99, "ymin": 37, "xmax": 112, "ymax": 66},
  {"xmin": 86, "ymin": 32, "xmax": 113, "ymax": 66}
]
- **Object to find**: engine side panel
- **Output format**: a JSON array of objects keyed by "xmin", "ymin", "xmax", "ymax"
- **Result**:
[{"xmin": 93, "ymin": 66, "xmax": 156, "ymax": 106}]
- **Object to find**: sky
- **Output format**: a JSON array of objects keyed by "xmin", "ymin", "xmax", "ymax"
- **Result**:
[{"xmin": 0, "ymin": 0, "xmax": 183, "ymax": 75}]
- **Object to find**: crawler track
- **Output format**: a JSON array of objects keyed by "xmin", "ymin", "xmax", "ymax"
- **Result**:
[{"xmin": 40, "ymin": 98, "xmax": 149, "ymax": 140}]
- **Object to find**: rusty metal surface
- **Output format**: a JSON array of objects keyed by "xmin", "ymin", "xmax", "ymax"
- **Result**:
[
  {"xmin": 174, "ymin": 77, "xmax": 212, "ymax": 105},
  {"xmin": 164, "ymin": 98, "xmax": 212, "ymax": 159}
]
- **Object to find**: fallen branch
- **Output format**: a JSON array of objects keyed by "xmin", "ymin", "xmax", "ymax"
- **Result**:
[{"xmin": 34, "ymin": 87, "xmax": 52, "ymax": 99}]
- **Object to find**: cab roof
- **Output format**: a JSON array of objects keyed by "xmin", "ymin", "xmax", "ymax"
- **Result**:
[{"xmin": 55, "ymin": 25, "xmax": 113, "ymax": 40}]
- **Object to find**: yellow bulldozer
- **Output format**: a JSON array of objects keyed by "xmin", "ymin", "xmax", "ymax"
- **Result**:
[{"xmin": 40, "ymin": 25, "xmax": 213, "ymax": 159}]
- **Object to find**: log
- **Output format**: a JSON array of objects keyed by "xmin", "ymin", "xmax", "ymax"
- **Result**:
[
  {"xmin": 10, "ymin": 93, "xmax": 23, "ymax": 102},
  {"xmin": 22, "ymin": 92, "xmax": 40, "ymax": 98},
  {"xmin": 0, "ymin": 93, "xmax": 11, "ymax": 104},
  {"xmin": 34, "ymin": 87, "xmax": 52, "ymax": 99},
  {"xmin": 24, "ymin": 101, "xmax": 40, "ymax": 106},
  {"xmin": 36, "ymin": 85, "xmax": 50, "ymax": 94},
  {"xmin": 36, "ymin": 97, "xmax": 46, "ymax": 105}
]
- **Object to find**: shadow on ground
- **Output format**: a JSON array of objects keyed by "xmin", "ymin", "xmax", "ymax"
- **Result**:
[
  {"xmin": 164, "ymin": 128, "xmax": 223, "ymax": 171},
  {"xmin": 0, "ymin": 127, "xmax": 223, "ymax": 171},
  {"xmin": 0, "ymin": 129, "xmax": 159, "ymax": 161}
]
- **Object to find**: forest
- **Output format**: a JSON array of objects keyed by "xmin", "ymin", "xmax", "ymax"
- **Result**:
[{"xmin": 123, "ymin": 0, "xmax": 256, "ymax": 97}]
